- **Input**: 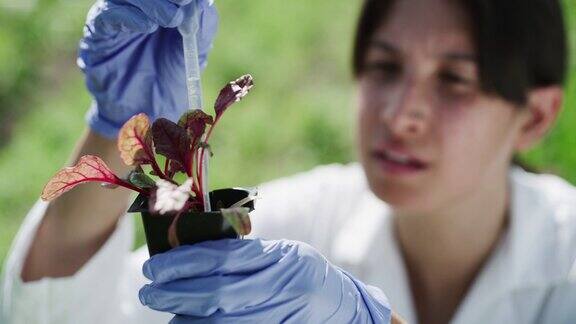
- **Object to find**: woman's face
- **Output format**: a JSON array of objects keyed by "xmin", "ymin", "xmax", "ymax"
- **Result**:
[{"xmin": 356, "ymin": 0, "xmax": 528, "ymax": 214}]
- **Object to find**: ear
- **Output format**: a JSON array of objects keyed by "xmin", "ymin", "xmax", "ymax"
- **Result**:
[{"xmin": 514, "ymin": 86, "xmax": 563, "ymax": 152}]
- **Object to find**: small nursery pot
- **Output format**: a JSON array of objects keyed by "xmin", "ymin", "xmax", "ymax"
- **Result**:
[{"xmin": 128, "ymin": 188, "xmax": 255, "ymax": 256}]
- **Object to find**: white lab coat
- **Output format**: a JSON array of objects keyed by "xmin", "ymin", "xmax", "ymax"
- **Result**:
[{"xmin": 1, "ymin": 163, "xmax": 576, "ymax": 324}]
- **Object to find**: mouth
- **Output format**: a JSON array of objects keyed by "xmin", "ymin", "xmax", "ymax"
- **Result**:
[{"xmin": 371, "ymin": 148, "xmax": 429, "ymax": 174}]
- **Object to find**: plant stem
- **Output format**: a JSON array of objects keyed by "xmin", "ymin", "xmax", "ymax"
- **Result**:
[
  {"xmin": 112, "ymin": 176, "xmax": 149, "ymax": 196},
  {"xmin": 197, "ymin": 150, "xmax": 204, "ymax": 205},
  {"xmin": 149, "ymin": 154, "xmax": 169, "ymax": 180},
  {"xmin": 192, "ymin": 157, "xmax": 201, "ymax": 198},
  {"xmin": 198, "ymin": 150, "xmax": 204, "ymax": 198},
  {"xmin": 182, "ymin": 153, "xmax": 192, "ymax": 178},
  {"xmin": 186, "ymin": 139, "xmax": 201, "ymax": 194},
  {"xmin": 135, "ymin": 134, "xmax": 172, "ymax": 182},
  {"xmin": 197, "ymin": 117, "xmax": 220, "ymax": 194},
  {"xmin": 189, "ymin": 157, "xmax": 202, "ymax": 208}
]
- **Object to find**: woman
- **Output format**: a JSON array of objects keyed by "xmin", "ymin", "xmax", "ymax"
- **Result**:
[{"xmin": 1, "ymin": 0, "xmax": 574, "ymax": 323}]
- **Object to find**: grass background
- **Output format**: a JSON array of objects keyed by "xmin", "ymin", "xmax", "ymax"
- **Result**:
[{"xmin": 0, "ymin": 0, "xmax": 574, "ymax": 272}]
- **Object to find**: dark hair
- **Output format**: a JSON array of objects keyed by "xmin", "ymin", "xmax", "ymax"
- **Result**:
[{"xmin": 352, "ymin": 0, "xmax": 568, "ymax": 172}]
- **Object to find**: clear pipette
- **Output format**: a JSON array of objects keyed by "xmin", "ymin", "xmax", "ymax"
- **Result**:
[{"xmin": 178, "ymin": 2, "xmax": 211, "ymax": 212}]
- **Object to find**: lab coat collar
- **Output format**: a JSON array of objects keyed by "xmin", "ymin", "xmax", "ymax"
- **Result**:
[
  {"xmin": 452, "ymin": 166, "xmax": 563, "ymax": 323},
  {"xmin": 331, "ymin": 166, "xmax": 564, "ymax": 324}
]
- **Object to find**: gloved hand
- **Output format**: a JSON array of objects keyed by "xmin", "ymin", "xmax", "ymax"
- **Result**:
[
  {"xmin": 78, "ymin": 0, "xmax": 218, "ymax": 139},
  {"xmin": 139, "ymin": 239, "xmax": 392, "ymax": 323}
]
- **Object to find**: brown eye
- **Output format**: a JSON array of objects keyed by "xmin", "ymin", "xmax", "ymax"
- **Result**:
[
  {"xmin": 363, "ymin": 61, "xmax": 402, "ymax": 81},
  {"xmin": 439, "ymin": 71, "xmax": 470, "ymax": 85},
  {"xmin": 438, "ymin": 71, "xmax": 478, "ymax": 97}
]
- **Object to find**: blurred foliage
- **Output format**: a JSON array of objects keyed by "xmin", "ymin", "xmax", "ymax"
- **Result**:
[
  {"xmin": 0, "ymin": 0, "xmax": 574, "ymax": 271},
  {"xmin": 0, "ymin": 0, "xmax": 90, "ymax": 144}
]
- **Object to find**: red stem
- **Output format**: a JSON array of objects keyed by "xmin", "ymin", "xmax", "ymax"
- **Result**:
[
  {"xmin": 196, "ymin": 158, "xmax": 204, "ymax": 210},
  {"xmin": 197, "ymin": 117, "xmax": 220, "ymax": 194},
  {"xmin": 189, "ymin": 154, "xmax": 202, "ymax": 205},
  {"xmin": 112, "ymin": 176, "xmax": 150, "ymax": 196},
  {"xmin": 184, "ymin": 150, "xmax": 193, "ymax": 178},
  {"xmin": 135, "ymin": 134, "xmax": 172, "ymax": 182},
  {"xmin": 187, "ymin": 139, "xmax": 201, "ymax": 196},
  {"xmin": 149, "ymin": 155, "xmax": 168, "ymax": 180},
  {"xmin": 197, "ymin": 152, "xmax": 204, "ymax": 206}
]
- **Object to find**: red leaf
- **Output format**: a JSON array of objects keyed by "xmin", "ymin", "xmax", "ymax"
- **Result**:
[
  {"xmin": 214, "ymin": 74, "xmax": 254, "ymax": 119},
  {"xmin": 152, "ymin": 118, "xmax": 192, "ymax": 175},
  {"xmin": 41, "ymin": 155, "xmax": 120, "ymax": 201},
  {"xmin": 178, "ymin": 109, "xmax": 214, "ymax": 139},
  {"xmin": 118, "ymin": 113, "xmax": 154, "ymax": 166}
]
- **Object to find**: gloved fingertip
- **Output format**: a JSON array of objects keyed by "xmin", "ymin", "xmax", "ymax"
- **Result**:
[
  {"xmin": 143, "ymin": 259, "xmax": 155, "ymax": 280},
  {"xmin": 138, "ymin": 285, "xmax": 150, "ymax": 305}
]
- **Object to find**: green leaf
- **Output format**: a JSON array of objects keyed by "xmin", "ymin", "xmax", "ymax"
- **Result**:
[{"xmin": 127, "ymin": 169, "xmax": 156, "ymax": 188}]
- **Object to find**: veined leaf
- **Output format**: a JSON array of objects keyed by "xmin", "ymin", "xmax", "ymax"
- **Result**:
[
  {"xmin": 41, "ymin": 155, "xmax": 119, "ymax": 201},
  {"xmin": 214, "ymin": 74, "xmax": 254, "ymax": 119},
  {"xmin": 221, "ymin": 207, "xmax": 252, "ymax": 236},
  {"xmin": 118, "ymin": 113, "xmax": 154, "ymax": 166},
  {"xmin": 152, "ymin": 118, "xmax": 192, "ymax": 174},
  {"xmin": 178, "ymin": 109, "xmax": 214, "ymax": 139}
]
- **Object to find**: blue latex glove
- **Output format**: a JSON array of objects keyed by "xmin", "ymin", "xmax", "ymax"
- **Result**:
[
  {"xmin": 78, "ymin": 0, "xmax": 218, "ymax": 139},
  {"xmin": 139, "ymin": 239, "xmax": 392, "ymax": 323}
]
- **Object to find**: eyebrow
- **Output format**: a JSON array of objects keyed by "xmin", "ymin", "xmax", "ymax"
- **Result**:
[
  {"xmin": 443, "ymin": 53, "xmax": 477, "ymax": 62},
  {"xmin": 369, "ymin": 39, "xmax": 477, "ymax": 62},
  {"xmin": 369, "ymin": 40, "xmax": 399, "ymax": 54}
]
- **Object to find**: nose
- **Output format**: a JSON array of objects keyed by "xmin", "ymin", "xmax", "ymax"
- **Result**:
[{"xmin": 380, "ymin": 79, "xmax": 429, "ymax": 138}]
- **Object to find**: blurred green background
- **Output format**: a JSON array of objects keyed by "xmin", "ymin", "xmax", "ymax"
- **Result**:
[{"xmin": 0, "ymin": 0, "xmax": 574, "ymax": 272}]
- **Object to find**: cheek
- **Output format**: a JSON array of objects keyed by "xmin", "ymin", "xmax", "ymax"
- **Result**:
[
  {"xmin": 356, "ymin": 87, "xmax": 382, "ymax": 147},
  {"xmin": 435, "ymin": 104, "xmax": 518, "ymax": 194},
  {"xmin": 436, "ymin": 114, "xmax": 485, "ymax": 192}
]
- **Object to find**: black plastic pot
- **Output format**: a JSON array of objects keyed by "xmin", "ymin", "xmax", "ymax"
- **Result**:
[{"xmin": 127, "ymin": 188, "xmax": 255, "ymax": 256}]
